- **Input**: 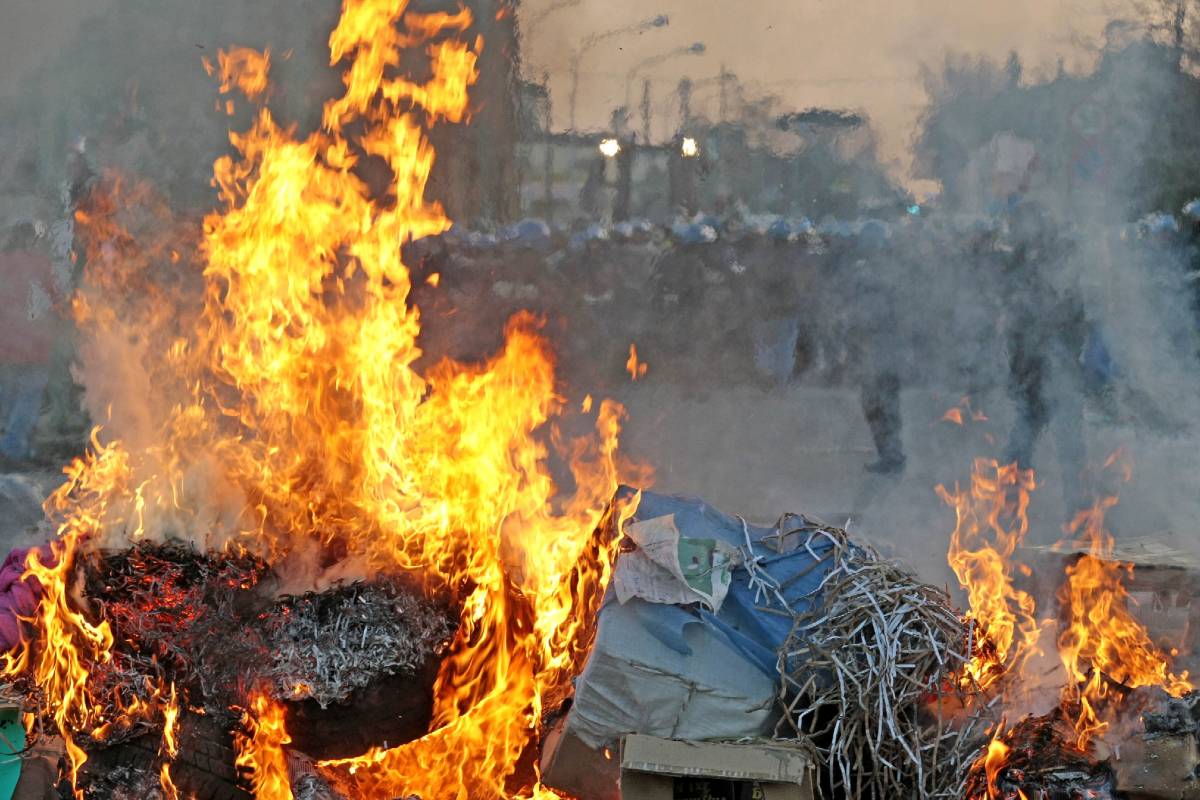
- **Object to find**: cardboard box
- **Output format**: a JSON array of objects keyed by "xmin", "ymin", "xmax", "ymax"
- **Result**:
[
  {"xmin": 619, "ymin": 735, "xmax": 814, "ymax": 800},
  {"xmin": 1114, "ymin": 733, "xmax": 1200, "ymax": 800},
  {"xmin": 540, "ymin": 715, "xmax": 621, "ymax": 800}
]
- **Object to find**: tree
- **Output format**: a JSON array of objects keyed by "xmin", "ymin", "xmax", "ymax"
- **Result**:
[{"xmin": 1136, "ymin": 0, "xmax": 1200, "ymax": 68}]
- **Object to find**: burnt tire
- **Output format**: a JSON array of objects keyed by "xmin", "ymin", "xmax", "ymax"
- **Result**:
[
  {"xmin": 82, "ymin": 715, "xmax": 251, "ymax": 800},
  {"xmin": 285, "ymin": 658, "xmax": 440, "ymax": 760}
]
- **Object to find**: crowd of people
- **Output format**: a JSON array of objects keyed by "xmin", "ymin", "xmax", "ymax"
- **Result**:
[
  {"xmin": 4, "ymin": 161, "xmax": 1200, "ymax": 509},
  {"xmin": 407, "ymin": 201, "xmax": 1200, "ymax": 489}
]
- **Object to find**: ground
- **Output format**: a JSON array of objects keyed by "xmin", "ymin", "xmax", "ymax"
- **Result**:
[{"xmin": 2, "ymin": 379, "xmax": 1197, "ymax": 597}]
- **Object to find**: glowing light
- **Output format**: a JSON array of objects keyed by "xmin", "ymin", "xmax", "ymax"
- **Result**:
[
  {"xmin": 681, "ymin": 137, "xmax": 699, "ymax": 157},
  {"xmin": 626, "ymin": 344, "xmax": 647, "ymax": 381},
  {"xmin": 599, "ymin": 138, "xmax": 621, "ymax": 158}
]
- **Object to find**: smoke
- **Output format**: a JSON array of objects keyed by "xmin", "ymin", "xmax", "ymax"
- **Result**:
[
  {"xmin": 0, "ymin": 0, "xmax": 340, "ymax": 206},
  {"xmin": 5, "ymin": 0, "xmax": 1200, "ymax": 593}
]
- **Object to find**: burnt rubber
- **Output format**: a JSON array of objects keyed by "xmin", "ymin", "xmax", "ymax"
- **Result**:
[{"xmin": 82, "ymin": 714, "xmax": 251, "ymax": 800}]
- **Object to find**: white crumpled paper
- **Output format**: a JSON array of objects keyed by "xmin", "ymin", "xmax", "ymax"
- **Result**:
[{"xmin": 612, "ymin": 514, "xmax": 740, "ymax": 612}]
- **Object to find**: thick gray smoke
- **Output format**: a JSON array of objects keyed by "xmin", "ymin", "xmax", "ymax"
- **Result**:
[
  {"xmin": 0, "ymin": 0, "xmax": 339, "ymax": 208},
  {"xmin": 4, "ymin": 1, "xmax": 1200, "ymax": 595}
]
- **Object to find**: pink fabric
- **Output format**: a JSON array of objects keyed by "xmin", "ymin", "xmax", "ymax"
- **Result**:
[{"xmin": 0, "ymin": 545, "xmax": 52, "ymax": 652}]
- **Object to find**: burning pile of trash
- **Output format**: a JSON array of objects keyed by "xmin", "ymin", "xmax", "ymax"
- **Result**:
[
  {"xmin": 0, "ymin": 0, "xmax": 1195, "ymax": 798},
  {"xmin": 0, "ymin": 1, "xmax": 636, "ymax": 797},
  {"xmin": 538, "ymin": 489, "xmax": 989, "ymax": 800}
]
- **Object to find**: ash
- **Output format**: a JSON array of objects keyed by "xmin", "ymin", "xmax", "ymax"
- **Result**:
[
  {"xmin": 1141, "ymin": 688, "xmax": 1200, "ymax": 737},
  {"xmin": 78, "ymin": 543, "xmax": 456, "ymax": 726},
  {"xmin": 265, "ymin": 581, "xmax": 456, "ymax": 708},
  {"xmin": 79, "ymin": 764, "xmax": 163, "ymax": 800}
]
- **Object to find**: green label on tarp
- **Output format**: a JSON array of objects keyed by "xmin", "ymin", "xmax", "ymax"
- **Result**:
[{"xmin": 677, "ymin": 537, "xmax": 734, "ymax": 596}]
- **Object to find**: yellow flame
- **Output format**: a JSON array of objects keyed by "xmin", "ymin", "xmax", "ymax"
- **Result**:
[
  {"xmin": 160, "ymin": 762, "xmax": 180, "ymax": 800},
  {"xmin": 235, "ymin": 693, "xmax": 293, "ymax": 800},
  {"xmin": 5, "ymin": 1, "xmax": 646, "ymax": 797},
  {"xmin": 983, "ymin": 734, "xmax": 1009, "ymax": 799},
  {"xmin": 162, "ymin": 684, "xmax": 180, "ymax": 758},
  {"xmin": 1056, "ymin": 451, "xmax": 1191, "ymax": 750},
  {"xmin": 937, "ymin": 459, "xmax": 1041, "ymax": 689}
]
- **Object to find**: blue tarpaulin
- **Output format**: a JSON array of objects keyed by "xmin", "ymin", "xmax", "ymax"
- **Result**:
[
  {"xmin": 565, "ymin": 488, "xmax": 844, "ymax": 748},
  {"xmin": 616, "ymin": 488, "xmax": 840, "ymax": 679}
]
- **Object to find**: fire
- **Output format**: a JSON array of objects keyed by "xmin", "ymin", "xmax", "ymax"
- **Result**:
[
  {"xmin": 160, "ymin": 763, "xmax": 180, "ymax": 800},
  {"xmin": 236, "ymin": 693, "xmax": 293, "ymax": 800},
  {"xmin": 937, "ymin": 459, "xmax": 1042, "ymax": 689},
  {"xmin": 1056, "ymin": 452, "xmax": 1191, "ymax": 750},
  {"xmin": 162, "ymin": 683, "xmax": 180, "ymax": 758},
  {"xmin": 160, "ymin": 685, "xmax": 182, "ymax": 800},
  {"xmin": 4, "ymin": 0, "xmax": 643, "ymax": 797},
  {"xmin": 941, "ymin": 396, "xmax": 988, "ymax": 427},
  {"xmin": 0, "ymin": 437, "xmax": 128, "ymax": 783},
  {"xmin": 982, "ymin": 733, "xmax": 1009, "ymax": 799},
  {"xmin": 626, "ymin": 344, "xmax": 647, "ymax": 381}
]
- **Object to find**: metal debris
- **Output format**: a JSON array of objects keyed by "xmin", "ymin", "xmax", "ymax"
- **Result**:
[
  {"xmin": 67, "ymin": 543, "xmax": 455, "ymax": 740},
  {"xmin": 264, "ymin": 581, "xmax": 455, "ymax": 708},
  {"xmin": 775, "ymin": 525, "xmax": 991, "ymax": 799}
]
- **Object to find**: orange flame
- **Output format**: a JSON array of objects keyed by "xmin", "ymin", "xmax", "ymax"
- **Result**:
[
  {"xmin": 217, "ymin": 47, "xmax": 271, "ymax": 100},
  {"xmin": 235, "ymin": 694, "xmax": 293, "ymax": 800},
  {"xmin": 982, "ymin": 734, "xmax": 1009, "ymax": 799},
  {"xmin": 1056, "ymin": 452, "xmax": 1191, "ymax": 751},
  {"xmin": 162, "ymin": 684, "xmax": 180, "ymax": 759},
  {"xmin": 937, "ymin": 459, "xmax": 1041, "ymax": 689},
  {"xmin": 626, "ymin": 344, "xmax": 647, "ymax": 381},
  {"xmin": 5, "ymin": 0, "xmax": 644, "ymax": 797},
  {"xmin": 159, "ymin": 685, "xmax": 182, "ymax": 799},
  {"xmin": 160, "ymin": 762, "xmax": 180, "ymax": 800},
  {"xmin": 0, "ymin": 436, "xmax": 130, "ymax": 783}
]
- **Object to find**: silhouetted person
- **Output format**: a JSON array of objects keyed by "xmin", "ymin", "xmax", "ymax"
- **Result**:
[
  {"xmin": 0, "ymin": 221, "xmax": 62, "ymax": 466},
  {"xmin": 998, "ymin": 200, "xmax": 1088, "ymax": 512},
  {"xmin": 849, "ymin": 221, "xmax": 906, "ymax": 475}
]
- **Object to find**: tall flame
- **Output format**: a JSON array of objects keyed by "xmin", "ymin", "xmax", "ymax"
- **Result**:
[
  {"xmin": 1056, "ymin": 451, "xmax": 1191, "ymax": 750},
  {"xmin": 937, "ymin": 459, "xmax": 1042, "ymax": 689},
  {"xmin": 236, "ymin": 694, "xmax": 293, "ymax": 800},
  {"xmin": 4, "ymin": 0, "xmax": 643, "ymax": 797}
]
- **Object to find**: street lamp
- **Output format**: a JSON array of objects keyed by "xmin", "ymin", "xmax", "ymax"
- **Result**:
[
  {"xmin": 568, "ymin": 14, "xmax": 670, "ymax": 131},
  {"xmin": 598, "ymin": 138, "xmax": 621, "ymax": 158},
  {"xmin": 623, "ymin": 42, "xmax": 706, "ymax": 141}
]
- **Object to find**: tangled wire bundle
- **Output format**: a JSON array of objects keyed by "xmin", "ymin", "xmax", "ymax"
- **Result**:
[{"xmin": 775, "ymin": 527, "xmax": 992, "ymax": 799}]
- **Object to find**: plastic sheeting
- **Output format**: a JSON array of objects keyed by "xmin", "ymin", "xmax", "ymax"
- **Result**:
[{"xmin": 565, "ymin": 488, "xmax": 844, "ymax": 749}]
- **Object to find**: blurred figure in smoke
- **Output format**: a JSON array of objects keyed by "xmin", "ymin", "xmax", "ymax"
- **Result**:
[
  {"xmin": 998, "ymin": 198, "xmax": 1088, "ymax": 511},
  {"xmin": 850, "ymin": 220, "xmax": 907, "ymax": 475},
  {"xmin": 0, "ymin": 220, "xmax": 63, "ymax": 467},
  {"xmin": 579, "ymin": 157, "xmax": 608, "ymax": 222}
]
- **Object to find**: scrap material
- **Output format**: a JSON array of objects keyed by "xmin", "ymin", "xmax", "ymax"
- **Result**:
[{"xmin": 775, "ymin": 524, "xmax": 990, "ymax": 799}]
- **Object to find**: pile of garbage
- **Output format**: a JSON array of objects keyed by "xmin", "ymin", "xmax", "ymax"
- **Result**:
[{"xmin": 541, "ymin": 488, "xmax": 986, "ymax": 800}]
